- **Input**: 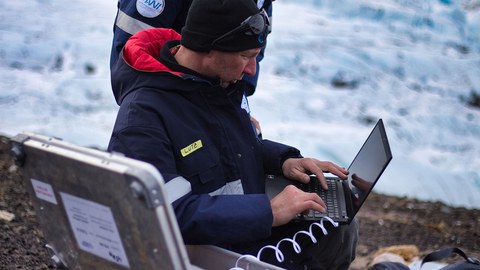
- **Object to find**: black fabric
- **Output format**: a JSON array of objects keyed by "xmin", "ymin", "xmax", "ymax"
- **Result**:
[
  {"xmin": 181, "ymin": 0, "xmax": 265, "ymax": 52},
  {"xmin": 369, "ymin": 247, "xmax": 480, "ymax": 270},
  {"xmin": 421, "ymin": 247, "xmax": 480, "ymax": 270}
]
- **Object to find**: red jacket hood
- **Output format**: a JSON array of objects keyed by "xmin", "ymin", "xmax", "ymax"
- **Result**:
[{"xmin": 123, "ymin": 28, "xmax": 181, "ymax": 72}]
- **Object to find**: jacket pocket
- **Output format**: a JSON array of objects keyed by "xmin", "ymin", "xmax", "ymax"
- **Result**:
[{"xmin": 176, "ymin": 146, "xmax": 223, "ymax": 192}]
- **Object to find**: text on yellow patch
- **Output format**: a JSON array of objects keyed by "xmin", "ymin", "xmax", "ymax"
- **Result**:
[{"xmin": 181, "ymin": 140, "xmax": 203, "ymax": 157}]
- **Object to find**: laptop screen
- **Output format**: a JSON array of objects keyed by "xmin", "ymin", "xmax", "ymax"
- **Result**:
[{"xmin": 346, "ymin": 119, "xmax": 392, "ymax": 216}]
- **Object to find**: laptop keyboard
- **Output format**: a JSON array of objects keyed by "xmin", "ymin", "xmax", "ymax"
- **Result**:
[{"xmin": 298, "ymin": 179, "xmax": 342, "ymax": 219}]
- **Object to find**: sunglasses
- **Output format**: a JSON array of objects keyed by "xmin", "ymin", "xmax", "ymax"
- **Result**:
[{"xmin": 211, "ymin": 9, "xmax": 270, "ymax": 47}]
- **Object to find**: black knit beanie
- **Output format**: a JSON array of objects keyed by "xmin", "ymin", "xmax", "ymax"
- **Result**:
[{"xmin": 181, "ymin": 0, "xmax": 267, "ymax": 52}]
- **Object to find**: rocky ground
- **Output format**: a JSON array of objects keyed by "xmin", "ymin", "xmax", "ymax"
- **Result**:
[{"xmin": 0, "ymin": 135, "xmax": 479, "ymax": 269}]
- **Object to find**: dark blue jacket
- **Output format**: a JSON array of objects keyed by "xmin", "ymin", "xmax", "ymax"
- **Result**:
[
  {"xmin": 108, "ymin": 28, "xmax": 302, "ymax": 247},
  {"xmin": 110, "ymin": 0, "xmax": 273, "ymax": 96}
]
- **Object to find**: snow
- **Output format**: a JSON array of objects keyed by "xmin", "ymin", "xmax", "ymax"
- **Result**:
[{"xmin": 1, "ymin": 0, "xmax": 479, "ymax": 209}]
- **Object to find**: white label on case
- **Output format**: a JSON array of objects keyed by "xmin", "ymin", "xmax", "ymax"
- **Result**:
[
  {"xmin": 31, "ymin": 178, "xmax": 58, "ymax": 205},
  {"xmin": 60, "ymin": 192, "xmax": 130, "ymax": 268}
]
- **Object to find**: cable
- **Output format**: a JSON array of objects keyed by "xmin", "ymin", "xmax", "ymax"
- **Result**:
[{"xmin": 229, "ymin": 217, "xmax": 339, "ymax": 270}]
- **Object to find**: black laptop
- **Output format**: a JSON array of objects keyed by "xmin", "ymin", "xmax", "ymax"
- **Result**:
[{"xmin": 265, "ymin": 119, "xmax": 392, "ymax": 224}]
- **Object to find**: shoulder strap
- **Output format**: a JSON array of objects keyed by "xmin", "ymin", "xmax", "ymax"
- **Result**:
[{"xmin": 421, "ymin": 247, "xmax": 480, "ymax": 268}]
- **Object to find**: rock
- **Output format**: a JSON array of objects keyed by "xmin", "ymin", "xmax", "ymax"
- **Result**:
[
  {"xmin": 371, "ymin": 252, "xmax": 407, "ymax": 266},
  {"xmin": 373, "ymin": 245, "xmax": 420, "ymax": 263},
  {"xmin": 0, "ymin": 210, "xmax": 15, "ymax": 222}
]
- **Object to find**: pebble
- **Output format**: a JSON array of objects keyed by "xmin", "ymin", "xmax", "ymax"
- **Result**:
[{"xmin": 0, "ymin": 210, "xmax": 15, "ymax": 222}]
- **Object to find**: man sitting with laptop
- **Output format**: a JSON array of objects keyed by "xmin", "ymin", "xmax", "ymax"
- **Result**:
[{"xmin": 107, "ymin": 0, "xmax": 358, "ymax": 268}]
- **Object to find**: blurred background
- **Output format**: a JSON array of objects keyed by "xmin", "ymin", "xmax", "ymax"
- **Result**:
[{"xmin": 0, "ymin": 0, "xmax": 479, "ymax": 208}]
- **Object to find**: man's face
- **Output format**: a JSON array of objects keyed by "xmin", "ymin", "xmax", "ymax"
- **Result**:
[{"xmin": 205, "ymin": 48, "xmax": 261, "ymax": 88}]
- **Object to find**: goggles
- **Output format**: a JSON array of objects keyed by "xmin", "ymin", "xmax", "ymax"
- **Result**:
[{"xmin": 211, "ymin": 9, "xmax": 270, "ymax": 47}]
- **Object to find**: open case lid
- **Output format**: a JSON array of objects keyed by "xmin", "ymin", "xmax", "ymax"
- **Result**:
[
  {"xmin": 10, "ymin": 132, "xmax": 193, "ymax": 269},
  {"xmin": 10, "ymin": 132, "xmax": 283, "ymax": 270}
]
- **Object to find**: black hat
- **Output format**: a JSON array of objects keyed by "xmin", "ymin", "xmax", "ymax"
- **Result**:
[{"xmin": 181, "ymin": 0, "xmax": 268, "ymax": 52}]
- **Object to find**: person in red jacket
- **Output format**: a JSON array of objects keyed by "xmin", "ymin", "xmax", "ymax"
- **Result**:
[{"xmin": 108, "ymin": 0, "xmax": 358, "ymax": 269}]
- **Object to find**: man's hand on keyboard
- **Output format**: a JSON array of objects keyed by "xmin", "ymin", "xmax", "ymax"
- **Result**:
[
  {"xmin": 270, "ymin": 185, "xmax": 326, "ymax": 227},
  {"xmin": 282, "ymin": 157, "xmax": 349, "ymax": 190}
]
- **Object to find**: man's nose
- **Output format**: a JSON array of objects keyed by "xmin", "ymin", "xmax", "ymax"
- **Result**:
[{"xmin": 243, "ymin": 58, "xmax": 257, "ymax": 77}]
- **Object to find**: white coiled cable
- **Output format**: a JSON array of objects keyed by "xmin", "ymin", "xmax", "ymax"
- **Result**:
[{"xmin": 229, "ymin": 217, "xmax": 339, "ymax": 270}]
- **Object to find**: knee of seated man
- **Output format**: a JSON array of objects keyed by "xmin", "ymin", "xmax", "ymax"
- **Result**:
[
  {"xmin": 323, "ymin": 217, "xmax": 359, "ymax": 247},
  {"xmin": 345, "ymin": 218, "xmax": 360, "ymax": 259},
  {"xmin": 345, "ymin": 217, "xmax": 359, "ymax": 246},
  {"xmin": 299, "ymin": 218, "xmax": 359, "ymax": 270},
  {"xmin": 326, "ymin": 218, "xmax": 359, "ymax": 270}
]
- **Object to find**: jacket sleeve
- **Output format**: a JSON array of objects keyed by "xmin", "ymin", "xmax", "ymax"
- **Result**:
[
  {"xmin": 261, "ymin": 139, "xmax": 303, "ymax": 176},
  {"xmin": 108, "ymin": 95, "xmax": 273, "ymax": 245},
  {"xmin": 172, "ymin": 192, "xmax": 272, "ymax": 245}
]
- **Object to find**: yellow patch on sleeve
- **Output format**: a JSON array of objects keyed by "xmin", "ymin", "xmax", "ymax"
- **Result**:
[{"xmin": 180, "ymin": 140, "xmax": 203, "ymax": 157}]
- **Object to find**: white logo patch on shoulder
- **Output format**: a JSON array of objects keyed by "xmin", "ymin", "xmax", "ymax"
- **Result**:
[{"xmin": 136, "ymin": 0, "xmax": 165, "ymax": 18}]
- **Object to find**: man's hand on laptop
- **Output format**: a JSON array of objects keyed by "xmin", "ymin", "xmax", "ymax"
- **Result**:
[
  {"xmin": 270, "ymin": 185, "xmax": 326, "ymax": 227},
  {"xmin": 282, "ymin": 157, "xmax": 349, "ymax": 190}
]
